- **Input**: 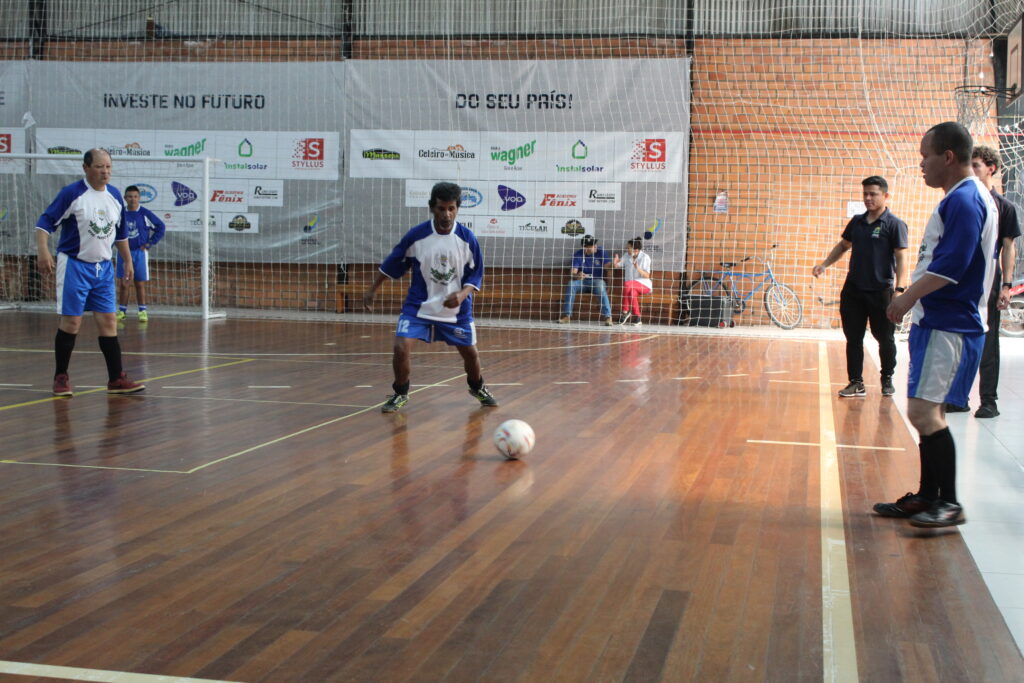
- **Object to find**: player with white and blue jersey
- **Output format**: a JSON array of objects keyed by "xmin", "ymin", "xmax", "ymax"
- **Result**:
[
  {"xmin": 875, "ymin": 122, "xmax": 997, "ymax": 528},
  {"xmin": 116, "ymin": 184, "xmax": 166, "ymax": 323},
  {"xmin": 34, "ymin": 148, "xmax": 145, "ymax": 397},
  {"xmin": 362, "ymin": 181, "xmax": 498, "ymax": 413}
]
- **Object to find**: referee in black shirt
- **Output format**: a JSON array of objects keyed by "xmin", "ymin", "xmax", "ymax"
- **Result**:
[{"xmin": 813, "ymin": 176, "xmax": 909, "ymax": 397}]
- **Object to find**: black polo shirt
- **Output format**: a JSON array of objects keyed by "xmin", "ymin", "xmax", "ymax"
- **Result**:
[
  {"xmin": 841, "ymin": 208, "xmax": 908, "ymax": 291},
  {"xmin": 992, "ymin": 190, "xmax": 1022, "ymax": 261}
]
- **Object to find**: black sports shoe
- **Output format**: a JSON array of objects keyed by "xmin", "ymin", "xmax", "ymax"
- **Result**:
[
  {"xmin": 838, "ymin": 381, "xmax": 866, "ymax": 398},
  {"xmin": 381, "ymin": 393, "xmax": 409, "ymax": 413},
  {"xmin": 469, "ymin": 385, "xmax": 498, "ymax": 407},
  {"xmin": 617, "ymin": 312, "xmax": 631, "ymax": 325},
  {"xmin": 909, "ymin": 500, "xmax": 966, "ymax": 528},
  {"xmin": 944, "ymin": 402, "xmax": 970, "ymax": 413},
  {"xmin": 881, "ymin": 376, "xmax": 895, "ymax": 397},
  {"xmin": 974, "ymin": 403, "xmax": 999, "ymax": 418},
  {"xmin": 873, "ymin": 492, "xmax": 932, "ymax": 518}
]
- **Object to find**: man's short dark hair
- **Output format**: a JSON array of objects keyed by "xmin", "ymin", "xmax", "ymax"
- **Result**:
[
  {"xmin": 429, "ymin": 182, "xmax": 461, "ymax": 207},
  {"xmin": 125, "ymin": 185, "xmax": 140, "ymax": 194},
  {"xmin": 972, "ymin": 144, "xmax": 1001, "ymax": 171},
  {"xmin": 862, "ymin": 176, "xmax": 888, "ymax": 193},
  {"xmin": 627, "ymin": 237, "xmax": 643, "ymax": 250},
  {"xmin": 581, "ymin": 235, "xmax": 597, "ymax": 247},
  {"xmin": 926, "ymin": 122, "xmax": 973, "ymax": 164},
  {"xmin": 83, "ymin": 148, "xmax": 109, "ymax": 166}
]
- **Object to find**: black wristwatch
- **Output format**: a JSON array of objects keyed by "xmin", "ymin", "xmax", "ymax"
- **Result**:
[
  {"xmin": 1002, "ymin": 282, "xmax": 1013, "ymax": 289},
  {"xmin": 895, "ymin": 287, "xmax": 906, "ymax": 293}
]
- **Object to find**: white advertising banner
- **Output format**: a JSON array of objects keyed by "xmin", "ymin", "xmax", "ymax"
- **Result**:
[{"xmin": 0, "ymin": 127, "xmax": 26, "ymax": 174}]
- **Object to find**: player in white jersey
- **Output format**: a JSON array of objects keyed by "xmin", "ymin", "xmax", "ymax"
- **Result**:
[
  {"xmin": 876, "ymin": 122, "xmax": 997, "ymax": 528},
  {"xmin": 362, "ymin": 182, "xmax": 499, "ymax": 413},
  {"xmin": 35, "ymin": 149, "xmax": 145, "ymax": 397}
]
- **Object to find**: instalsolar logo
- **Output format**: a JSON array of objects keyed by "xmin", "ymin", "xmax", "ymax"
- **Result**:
[
  {"xmin": 171, "ymin": 181, "xmax": 197, "ymax": 207},
  {"xmin": 497, "ymin": 184, "xmax": 526, "ymax": 211}
]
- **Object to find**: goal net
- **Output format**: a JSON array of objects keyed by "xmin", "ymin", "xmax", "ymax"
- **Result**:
[{"xmin": 0, "ymin": 0, "xmax": 1018, "ymax": 329}]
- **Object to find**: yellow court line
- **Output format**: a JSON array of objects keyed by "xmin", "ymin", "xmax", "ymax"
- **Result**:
[
  {"xmin": 186, "ymin": 371, "xmax": 468, "ymax": 474},
  {"xmin": 0, "ymin": 358, "xmax": 255, "ymax": 413},
  {"xmin": 0, "ymin": 659, "xmax": 238, "ymax": 682},
  {"xmin": 817, "ymin": 341, "xmax": 859, "ymax": 682},
  {"xmin": 748, "ymin": 439, "xmax": 905, "ymax": 452}
]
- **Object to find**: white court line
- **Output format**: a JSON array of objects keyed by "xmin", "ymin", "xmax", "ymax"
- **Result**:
[
  {"xmin": 721, "ymin": 373, "xmax": 748, "ymax": 377},
  {"xmin": 488, "ymin": 383, "xmax": 523, "ymax": 386},
  {"xmin": 616, "ymin": 379, "xmax": 647, "ymax": 383},
  {"xmin": 355, "ymin": 384, "xmax": 373, "ymax": 388},
  {"xmin": 748, "ymin": 439, "xmax": 905, "ymax": 452},
  {"xmin": 673, "ymin": 376, "xmax": 701, "ymax": 380},
  {"xmin": 554, "ymin": 381, "xmax": 590, "ymax": 384},
  {"xmin": 764, "ymin": 370, "xmax": 788, "ymax": 374},
  {"xmin": 163, "ymin": 386, "xmax": 205, "ymax": 389},
  {"xmin": 770, "ymin": 380, "xmax": 849, "ymax": 386},
  {"xmin": 0, "ymin": 383, "xmax": 32, "ymax": 387},
  {"xmin": 816, "ymin": 341, "xmax": 859, "ymax": 682},
  {"xmin": 247, "ymin": 385, "xmax": 291, "ymax": 389},
  {"xmin": 0, "ymin": 660, "xmax": 238, "ymax": 682}
]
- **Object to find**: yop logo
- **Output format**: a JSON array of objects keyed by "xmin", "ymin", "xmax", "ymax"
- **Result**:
[
  {"xmin": 171, "ymin": 181, "xmax": 198, "ymax": 207},
  {"xmin": 497, "ymin": 184, "xmax": 526, "ymax": 212},
  {"xmin": 461, "ymin": 187, "xmax": 483, "ymax": 208},
  {"xmin": 135, "ymin": 183, "xmax": 158, "ymax": 204},
  {"xmin": 0, "ymin": 133, "xmax": 11, "ymax": 154}
]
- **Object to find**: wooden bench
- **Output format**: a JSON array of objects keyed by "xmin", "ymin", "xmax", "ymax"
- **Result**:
[{"xmin": 337, "ymin": 264, "xmax": 680, "ymax": 324}]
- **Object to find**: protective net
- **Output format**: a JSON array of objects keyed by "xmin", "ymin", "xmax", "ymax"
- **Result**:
[{"xmin": 0, "ymin": 0, "xmax": 1019, "ymax": 329}]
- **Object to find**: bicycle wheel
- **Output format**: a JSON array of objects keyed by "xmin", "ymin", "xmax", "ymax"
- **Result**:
[
  {"xmin": 763, "ymin": 283, "xmax": 803, "ymax": 329},
  {"xmin": 1000, "ymin": 296, "xmax": 1024, "ymax": 337},
  {"xmin": 895, "ymin": 310, "xmax": 912, "ymax": 335}
]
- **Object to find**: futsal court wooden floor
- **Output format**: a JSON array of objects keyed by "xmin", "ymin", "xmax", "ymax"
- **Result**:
[{"xmin": 0, "ymin": 311, "xmax": 1021, "ymax": 682}]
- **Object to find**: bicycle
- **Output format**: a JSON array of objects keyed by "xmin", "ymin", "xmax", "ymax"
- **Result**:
[
  {"xmin": 687, "ymin": 244, "xmax": 803, "ymax": 329},
  {"xmin": 1000, "ymin": 279, "xmax": 1024, "ymax": 337}
]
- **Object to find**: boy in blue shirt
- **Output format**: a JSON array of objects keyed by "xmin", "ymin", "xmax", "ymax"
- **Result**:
[
  {"xmin": 362, "ymin": 182, "xmax": 498, "ymax": 413},
  {"xmin": 558, "ymin": 234, "xmax": 613, "ymax": 325},
  {"xmin": 116, "ymin": 185, "xmax": 165, "ymax": 323}
]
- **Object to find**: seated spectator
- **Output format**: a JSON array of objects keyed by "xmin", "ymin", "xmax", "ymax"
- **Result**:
[
  {"xmin": 614, "ymin": 236, "xmax": 653, "ymax": 326},
  {"xmin": 558, "ymin": 234, "xmax": 613, "ymax": 325}
]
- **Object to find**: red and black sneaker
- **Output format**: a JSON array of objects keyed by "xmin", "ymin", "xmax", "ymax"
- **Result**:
[
  {"xmin": 872, "ymin": 492, "xmax": 931, "ymax": 518},
  {"xmin": 52, "ymin": 373, "xmax": 73, "ymax": 397},
  {"xmin": 107, "ymin": 372, "xmax": 145, "ymax": 395}
]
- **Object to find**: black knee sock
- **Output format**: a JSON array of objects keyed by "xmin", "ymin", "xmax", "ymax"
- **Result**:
[
  {"xmin": 468, "ymin": 376, "xmax": 484, "ymax": 392},
  {"xmin": 921, "ymin": 427, "xmax": 957, "ymax": 504},
  {"xmin": 55, "ymin": 329, "xmax": 77, "ymax": 376},
  {"xmin": 98, "ymin": 336, "xmax": 122, "ymax": 382},
  {"xmin": 392, "ymin": 381, "xmax": 410, "ymax": 395},
  {"xmin": 917, "ymin": 441, "xmax": 939, "ymax": 500}
]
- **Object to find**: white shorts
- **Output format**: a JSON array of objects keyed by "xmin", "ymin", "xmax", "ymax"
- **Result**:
[{"xmin": 907, "ymin": 324, "xmax": 984, "ymax": 408}]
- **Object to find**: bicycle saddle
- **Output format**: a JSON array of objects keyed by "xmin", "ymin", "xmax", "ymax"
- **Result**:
[{"xmin": 718, "ymin": 261, "xmax": 736, "ymax": 268}]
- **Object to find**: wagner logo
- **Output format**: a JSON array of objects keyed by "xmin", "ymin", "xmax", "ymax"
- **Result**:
[
  {"xmin": 630, "ymin": 138, "xmax": 667, "ymax": 171},
  {"xmin": 540, "ymin": 193, "xmax": 577, "ymax": 208},
  {"xmin": 292, "ymin": 138, "xmax": 325, "ymax": 168},
  {"xmin": 362, "ymin": 148, "xmax": 400, "ymax": 160},
  {"xmin": 461, "ymin": 187, "xmax": 483, "ymax": 208},
  {"xmin": 211, "ymin": 190, "xmax": 245, "ymax": 204},
  {"xmin": 135, "ymin": 183, "xmax": 158, "ymax": 204},
  {"xmin": 490, "ymin": 140, "xmax": 536, "ymax": 167},
  {"xmin": 171, "ymin": 181, "xmax": 197, "ymax": 207},
  {"xmin": 497, "ymin": 185, "xmax": 526, "ymax": 212},
  {"xmin": 228, "ymin": 215, "xmax": 252, "ymax": 231},
  {"xmin": 561, "ymin": 219, "xmax": 584, "ymax": 236},
  {"xmin": 165, "ymin": 138, "xmax": 206, "ymax": 157},
  {"xmin": 0, "ymin": 133, "xmax": 11, "ymax": 154}
]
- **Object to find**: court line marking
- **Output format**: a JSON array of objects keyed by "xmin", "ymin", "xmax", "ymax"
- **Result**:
[
  {"xmin": 163, "ymin": 386, "xmax": 205, "ymax": 389},
  {"xmin": 721, "ymin": 373, "xmax": 748, "ymax": 377},
  {"xmin": 555, "ymin": 381, "xmax": 589, "ymax": 384},
  {"xmin": 817, "ymin": 341, "xmax": 859, "ymax": 681},
  {"xmin": 0, "ymin": 660, "xmax": 239, "ymax": 682},
  {"xmin": 615, "ymin": 379, "xmax": 647, "ymax": 383},
  {"xmin": 748, "ymin": 439, "xmax": 905, "ymax": 452},
  {"xmin": 0, "ymin": 358, "xmax": 256, "ymax": 413},
  {"xmin": 247, "ymin": 385, "xmax": 291, "ymax": 389},
  {"xmin": 0, "ymin": 383, "xmax": 32, "ymax": 387},
  {"xmin": 185, "ymin": 372, "xmax": 469, "ymax": 474},
  {"xmin": 0, "ymin": 460, "xmax": 190, "ymax": 474},
  {"xmin": 673, "ymin": 376, "xmax": 701, "ymax": 380}
]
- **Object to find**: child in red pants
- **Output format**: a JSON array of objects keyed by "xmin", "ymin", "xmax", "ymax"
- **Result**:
[{"xmin": 614, "ymin": 237, "xmax": 653, "ymax": 326}]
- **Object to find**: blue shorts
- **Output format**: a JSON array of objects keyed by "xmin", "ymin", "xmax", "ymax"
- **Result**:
[
  {"xmin": 395, "ymin": 314, "xmax": 477, "ymax": 347},
  {"xmin": 56, "ymin": 253, "xmax": 116, "ymax": 316},
  {"xmin": 907, "ymin": 324, "xmax": 985, "ymax": 408},
  {"xmin": 115, "ymin": 248, "xmax": 149, "ymax": 281}
]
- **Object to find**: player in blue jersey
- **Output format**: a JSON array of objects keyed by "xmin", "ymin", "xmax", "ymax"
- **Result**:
[
  {"xmin": 876, "ymin": 122, "xmax": 997, "ymax": 528},
  {"xmin": 116, "ymin": 185, "xmax": 165, "ymax": 323},
  {"xmin": 35, "ymin": 148, "xmax": 145, "ymax": 397},
  {"xmin": 362, "ymin": 181, "xmax": 498, "ymax": 413}
]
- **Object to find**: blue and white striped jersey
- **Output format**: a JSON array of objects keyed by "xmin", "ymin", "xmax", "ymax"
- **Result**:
[{"xmin": 35, "ymin": 180, "xmax": 126, "ymax": 263}]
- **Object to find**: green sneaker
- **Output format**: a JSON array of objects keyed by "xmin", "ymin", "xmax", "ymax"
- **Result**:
[
  {"xmin": 116, "ymin": 310, "xmax": 126, "ymax": 321},
  {"xmin": 381, "ymin": 393, "xmax": 409, "ymax": 413},
  {"xmin": 469, "ymin": 385, "xmax": 498, "ymax": 407},
  {"xmin": 138, "ymin": 310, "xmax": 149, "ymax": 323}
]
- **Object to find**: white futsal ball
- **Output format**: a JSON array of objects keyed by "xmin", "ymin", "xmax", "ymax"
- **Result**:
[{"xmin": 494, "ymin": 419, "xmax": 535, "ymax": 459}]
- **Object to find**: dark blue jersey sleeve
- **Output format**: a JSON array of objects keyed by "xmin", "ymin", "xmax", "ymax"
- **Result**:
[
  {"xmin": 35, "ymin": 182, "xmax": 80, "ymax": 233},
  {"xmin": 461, "ymin": 228, "xmax": 484, "ymax": 291},
  {"xmin": 141, "ymin": 207, "xmax": 166, "ymax": 247}
]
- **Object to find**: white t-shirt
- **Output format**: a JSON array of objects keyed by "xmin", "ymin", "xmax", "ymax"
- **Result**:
[{"xmin": 622, "ymin": 251, "xmax": 653, "ymax": 290}]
